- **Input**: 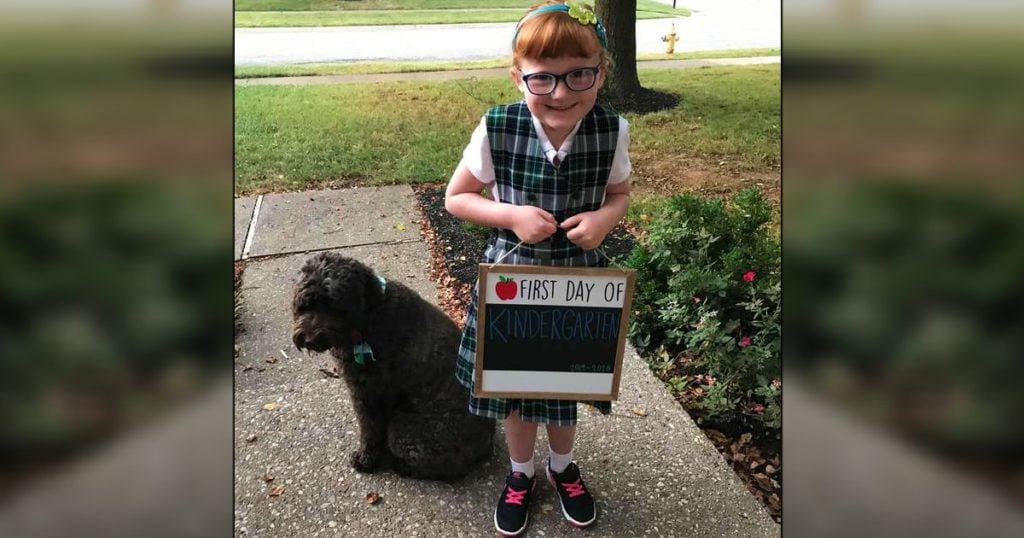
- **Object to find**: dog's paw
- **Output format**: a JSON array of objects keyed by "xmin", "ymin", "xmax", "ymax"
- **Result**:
[{"xmin": 349, "ymin": 450, "xmax": 384, "ymax": 473}]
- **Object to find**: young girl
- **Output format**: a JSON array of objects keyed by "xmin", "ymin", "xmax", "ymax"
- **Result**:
[{"xmin": 444, "ymin": 2, "xmax": 631, "ymax": 535}]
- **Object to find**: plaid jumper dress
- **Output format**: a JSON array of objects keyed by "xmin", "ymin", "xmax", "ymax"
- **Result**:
[{"xmin": 455, "ymin": 101, "xmax": 620, "ymax": 426}]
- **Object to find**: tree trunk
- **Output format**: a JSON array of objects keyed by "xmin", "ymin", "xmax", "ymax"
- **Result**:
[{"xmin": 595, "ymin": 0, "xmax": 641, "ymax": 100}]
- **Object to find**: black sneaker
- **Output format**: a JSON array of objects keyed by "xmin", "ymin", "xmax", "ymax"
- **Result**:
[
  {"xmin": 546, "ymin": 461, "xmax": 597, "ymax": 528},
  {"xmin": 494, "ymin": 471, "xmax": 536, "ymax": 536}
]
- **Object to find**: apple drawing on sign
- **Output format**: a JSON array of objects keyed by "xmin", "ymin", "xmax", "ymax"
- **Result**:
[{"xmin": 495, "ymin": 276, "xmax": 517, "ymax": 300}]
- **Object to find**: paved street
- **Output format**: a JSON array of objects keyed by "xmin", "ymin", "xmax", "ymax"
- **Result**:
[{"xmin": 235, "ymin": 0, "xmax": 780, "ymax": 65}]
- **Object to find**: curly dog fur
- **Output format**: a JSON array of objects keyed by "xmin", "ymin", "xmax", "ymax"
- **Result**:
[{"xmin": 291, "ymin": 252, "xmax": 493, "ymax": 481}]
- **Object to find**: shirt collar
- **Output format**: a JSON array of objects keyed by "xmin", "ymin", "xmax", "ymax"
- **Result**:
[{"xmin": 532, "ymin": 116, "xmax": 581, "ymax": 165}]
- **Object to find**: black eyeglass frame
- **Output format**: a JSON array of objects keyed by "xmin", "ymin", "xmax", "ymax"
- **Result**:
[{"xmin": 518, "ymin": 66, "xmax": 601, "ymax": 96}]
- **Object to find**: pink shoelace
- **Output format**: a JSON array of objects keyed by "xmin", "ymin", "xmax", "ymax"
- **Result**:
[
  {"xmin": 504, "ymin": 487, "xmax": 527, "ymax": 505},
  {"xmin": 560, "ymin": 479, "xmax": 587, "ymax": 498}
]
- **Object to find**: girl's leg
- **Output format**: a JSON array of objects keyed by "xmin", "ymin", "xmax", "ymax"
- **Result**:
[
  {"xmin": 545, "ymin": 423, "xmax": 596, "ymax": 528},
  {"xmin": 546, "ymin": 424, "xmax": 575, "ymax": 454},
  {"xmin": 504, "ymin": 409, "xmax": 539, "ymax": 473},
  {"xmin": 495, "ymin": 410, "xmax": 540, "ymax": 535},
  {"xmin": 545, "ymin": 424, "xmax": 576, "ymax": 473}
]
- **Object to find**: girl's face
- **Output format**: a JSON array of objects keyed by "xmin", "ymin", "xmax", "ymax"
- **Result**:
[{"xmin": 513, "ymin": 54, "xmax": 605, "ymax": 137}]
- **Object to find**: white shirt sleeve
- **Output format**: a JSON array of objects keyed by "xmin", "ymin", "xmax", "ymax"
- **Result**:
[
  {"xmin": 457, "ymin": 117, "xmax": 496, "ymax": 184},
  {"xmin": 608, "ymin": 116, "xmax": 632, "ymax": 184}
]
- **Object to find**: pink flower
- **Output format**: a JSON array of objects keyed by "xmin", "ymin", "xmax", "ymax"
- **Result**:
[
  {"xmin": 739, "ymin": 336, "xmax": 751, "ymax": 347},
  {"xmin": 743, "ymin": 271, "xmax": 756, "ymax": 282},
  {"xmin": 706, "ymin": 375, "xmax": 716, "ymax": 386},
  {"xmin": 771, "ymin": 379, "xmax": 781, "ymax": 390},
  {"xmin": 752, "ymin": 403, "xmax": 764, "ymax": 414}
]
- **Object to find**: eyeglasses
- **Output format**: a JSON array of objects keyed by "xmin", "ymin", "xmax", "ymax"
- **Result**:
[{"xmin": 518, "ymin": 66, "xmax": 601, "ymax": 96}]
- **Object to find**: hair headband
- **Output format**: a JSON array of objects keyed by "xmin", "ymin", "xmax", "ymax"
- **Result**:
[{"xmin": 512, "ymin": 2, "xmax": 608, "ymax": 49}]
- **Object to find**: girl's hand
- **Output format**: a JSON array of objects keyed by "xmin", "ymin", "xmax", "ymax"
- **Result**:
[
  {"xmin": 560, "ymin": 211, "xmax": 616, "ymax": 251},
  {"xmin": 509, "ymin": 205, "xmax": 558, "ymax": 244}
]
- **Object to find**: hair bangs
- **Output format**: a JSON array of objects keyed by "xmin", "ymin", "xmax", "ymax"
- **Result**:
[{"xmin": 513, "ymin": 11, "xmax": 603, "ymax": 65}]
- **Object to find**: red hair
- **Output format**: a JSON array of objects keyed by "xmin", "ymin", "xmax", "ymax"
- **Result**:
[{"xmin": 512, "ymin": 2, "xmax": 610, "ymax": 69}]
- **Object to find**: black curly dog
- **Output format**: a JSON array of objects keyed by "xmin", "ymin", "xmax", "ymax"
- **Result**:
[{"xmin": 291, "ymin": 252, "xmax": 494, "ymax": 481}]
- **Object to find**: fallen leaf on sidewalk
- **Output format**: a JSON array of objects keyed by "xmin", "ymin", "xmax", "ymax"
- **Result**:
[
  {"xmin": 395, "ymin": 223, "xmax": 407, "ymax": 232},
  {"xmin": 630, "ymin": 407, "xmax": 647, "ymax": 417},
  {"xmin": 366, "ymin": 492, "xmax": 381, "ymax": 505},
  {"xmin": 263, "ymin": 473, "xmax": 274, "ymax": 483},
  {"xmin": 265, "ymin": 356, "xmax": 278, "ymax": 364},
  {"xmin": 245, "ymin": 434, "xmax": 257, "ymax": 443},
  {"xmin": 269, "ymin": 485, "xmax": 285, "ymax": 497},
  {"xmin": 318, "ymin": 367, "xmax": 340, "ymax": 379},
  {"xmin": 263, "ymin": 402, "xmax": 280, "ymax": 411}
]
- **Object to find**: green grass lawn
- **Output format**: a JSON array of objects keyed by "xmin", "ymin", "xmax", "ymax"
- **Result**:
[
  {"xmin": 235, "ymin": 0, "xmax": 689, "ymax": 27},
  {"xmin": 631, "ymin": 66, "xmax": 780, "ymax": 170},
  {"xmin": 235, "ymin": 48, "xmax": 779, "ymax": 78},
  {"xmin": 235, "ymin": 64, "xmax": 779, "ymax": 194}
]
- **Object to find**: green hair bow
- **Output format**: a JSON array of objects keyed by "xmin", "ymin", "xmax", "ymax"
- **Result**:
[{"xmin": 512, "ymin": 2, "xmax": 608, "ymax": 49}]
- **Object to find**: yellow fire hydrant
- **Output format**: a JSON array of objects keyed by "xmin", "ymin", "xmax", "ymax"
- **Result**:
[{"xmin": 661, "ymin": 24, "xmax": 678, "ymax": 54}]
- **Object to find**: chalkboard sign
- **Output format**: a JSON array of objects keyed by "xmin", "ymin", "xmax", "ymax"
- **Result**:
[{"xmin": 474, "ymin": 264, "xmax": 635, "ymax": 400}]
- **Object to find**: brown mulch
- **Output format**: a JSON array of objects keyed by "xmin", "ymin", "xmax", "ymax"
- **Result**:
[
  {"xmin": 234, "ymin": 260, "xmax": 246, "ymax": 353},
  {"xmin": 630, "ymin": 149, "xmax": 781, "ymax": 205},
  {"xmin": 411, "ymin": 180, "xmax": 782, "ymax": 524},
  {"xmin": 417, "ymin": 207, "xmax": 474, "ymax": 330},
  {"xmin": 601, "ymin": 86, "xmax": 680, "ymax": 115},
  {"xmin": 659, "ymin": 358, "xmax": 782, "ymax": 522}
]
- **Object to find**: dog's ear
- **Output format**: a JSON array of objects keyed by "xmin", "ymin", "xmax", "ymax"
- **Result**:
[
  {"xmin": 322, "ymin": 257, "xmax": 385, "ymax": 328},
  {"xmin": 293, "ymin": 254, "xmax": 331, "ymax": 312}
]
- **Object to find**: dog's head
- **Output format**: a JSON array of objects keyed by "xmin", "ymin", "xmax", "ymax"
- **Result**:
[{"xmin": 291, "ymin": 253, "xmax": 385, "ymax": 353}]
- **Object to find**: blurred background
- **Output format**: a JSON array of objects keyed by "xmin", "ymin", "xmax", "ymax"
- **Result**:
[
  {"xmin": 783, "ymin": 0, "xmax": 1024, "ymax": 536},
  {"xmin": 0, "ymin": 1, "xmax": 232, "ymax": 536}
]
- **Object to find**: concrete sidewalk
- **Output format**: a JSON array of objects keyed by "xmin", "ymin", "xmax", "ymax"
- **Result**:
[
  {"xmin": 235, "ymin": 56, "xmax": 780, "ymax": 86},
  {"xmin": 234, "ymin": 185, "xmax": 779, "ymax": 537}
]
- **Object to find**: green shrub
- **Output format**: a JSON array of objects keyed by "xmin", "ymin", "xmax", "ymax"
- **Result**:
[
  {"xmin": 0, "ymin": 182, "xmax": 229, "ymax": 458},
  {"xmin": 786, "ymin": 182, "xmax": 1024, "ymax": 455},
  {"xmin": 627, "ymin": 188, "xmax": 780, "ymax": 429}
]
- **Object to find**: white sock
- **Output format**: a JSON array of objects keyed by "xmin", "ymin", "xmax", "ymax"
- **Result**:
[
  {"xmin": 510, "ymin": 458, "xmax": 535, "ymax": 478},
  {"xmin": 548, "ymin": 447, "xmax": 573, "ymax": 474}
]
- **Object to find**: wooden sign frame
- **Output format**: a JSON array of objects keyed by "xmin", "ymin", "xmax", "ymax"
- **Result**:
[{"xmin": 474, "ymin": 263, "xmax": 636, "ymax": 401}]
